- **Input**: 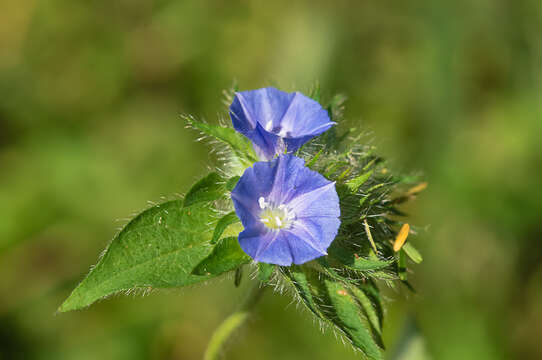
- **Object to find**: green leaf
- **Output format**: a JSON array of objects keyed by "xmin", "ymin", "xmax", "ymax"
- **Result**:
[
  {"xmin": 306, "ymin": 148, "xmax": 324, "ymax": 169},
  {"xmin": 257, "ymin": 262, "xmax": 275, "ymax": 282},
  {"xmin": 211, "ymin": 211, "xmax": 240, "ymax": 244},
  {"xmin": 324, "ymin": 279, "xmax": 383, "ymax": 360},
  {"xmin": 349, "ymin": 284, "xmax": 384, "ymax": 347},
  {"xmin": 402, "ymin": 242, "xmax": 423, "ymax": 264},
  {"xmin": 187, "ymin": 117, "xmax": 258, "ymax": 163},
  {"xmin": 283, "ymin": 266, "xmax": 326, "ymax": 318},
  {"xmin": 347, "ymin": 170, "xmax": 373, "ymax": 192},
  {"xmin": 226, "ymin": 176, "xmax": 240, "ymax": 191},
  {"xmin": 283, "ymin": 267, "xmax": 384, "ymax": 359},
  {"xmin": 59, "ymin": 199, "xmax": 216, "ymax": 312},
  {"xmin": 329, "ymin": 247, "xmax": 394, "ymax": 272},
  {"xmin": 184, "ymin": 172, "xmax": 226, "ymax": 207},
  {"xmin": 348, "ymin": 258, "xmax": 394, "ymax": 272},
  {"xmin": 192, "ymin": 237, "xmax": 250, "ymax": 276}
]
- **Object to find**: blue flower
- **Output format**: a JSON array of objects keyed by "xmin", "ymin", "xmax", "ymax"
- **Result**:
[
  {"xmin": 230, "ymin": 87, "xmax": 336, "ymax": 160},
  {"xmin": 231, "ymin": 154, "xmax": 341, "ymax": 265}
]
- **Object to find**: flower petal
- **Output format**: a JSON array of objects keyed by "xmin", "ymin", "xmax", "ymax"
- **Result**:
[
  {"xmin": 231, "ymin": 154, "xmax": 341, "ymax": 265},
  {"xmin": 231, "ymin": 160, "xmax": 279, "ymax": 228},
  {"xmin": 287, "ymin": 217, "xmax": 341, "ymax": 255},
  {"xmin": 287, "ymin": 181, "xmax": 340, "ymax": 219},
  {"xmin": 230, "ymin": 87, "xmax": 335, "ymax": 160},
  {"xmin": 238, "ymin": 227, "xmax": 294, "ymax": 266}
]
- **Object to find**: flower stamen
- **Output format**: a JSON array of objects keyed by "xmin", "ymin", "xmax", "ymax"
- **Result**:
[{"xmin": 258, "ymin": 197, "xmax": 295, "ymax": 230}]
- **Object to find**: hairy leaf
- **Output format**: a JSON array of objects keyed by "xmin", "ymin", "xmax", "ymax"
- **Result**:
[
  {"xmin": 324, "ymin": 279, "xmax": 383, "ymax": 360},
  {"xmin": 329, "ymin": 246, "xmax": 394, "ymax": 272},
  {"xmin": 283, "ymin": 266, "xmax": 326, "ymax": 318},
  {"xmin": 402, "ymin": 242, "xmax": 423, "ymax": 264},
  {"xmin": 347, "ymin": 170, "xmax": 373, "ymax": 192},
  {"xmin": 257, "ymin": 262, "xmax": 275, "ymax": 282},
  {"xmin": 349, "ymin": 285, "xmax": 384, "ymax": 347},
  {"xmin": 59, "ymin": 199, "xmax": 217, "ymax": 312},
  {"xmin": 192, "ymin": 236, "xmax": 250, "ymax": 276},
  {"xmin": 184, "ymin": 172, "xmax": 226, "ymax": 207},
  {"xmin": 283, "ymin": 267, "xmax": 384, "ymax": 359},
  {"xmin": 211, "ymin": 211, "xmax": 240, "ymax": 244},
  {"xmin": 187, "ymin": 117, "xmax": 258, "ymax": 163}
]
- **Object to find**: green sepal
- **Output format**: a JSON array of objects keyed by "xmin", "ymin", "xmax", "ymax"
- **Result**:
[
  {"xmin": 402, "ymin": 242, "xmax": 423, "ymax": 264},
  {"xmin": 346, "ymin": 170, "xmax": 373, "ymax": 192},
  {"xmin": 257, "ymin": 262, "xmax": 275, "ymax": 283},
  {"xmin": 328, "ymin": 246, "xmax": 394, "ymax": 272},
  {"xmin": 226, "ymin": 176, "xmax": 241, "ymax": 191},
  {"xmin": 211, "ymin": 211, "xmax": 240, "ymax": 244},
  {"xmin": 187, "ymin": 117, "xmax": 258, "ymax": 164},
  {"xmin": 192, "ymin": 236, "xmax": 251, "ymax": 276},
  {"xmin": 184, "ymin": 172, "xmax": 226, "ymax": 207}
]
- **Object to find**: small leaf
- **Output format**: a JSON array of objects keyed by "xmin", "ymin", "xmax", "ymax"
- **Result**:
[
  {"xmin": 306, "ymin": 148, "xmax": 324, "ymax": 168},
  {"xmin": 347, "ymin": 170, "xmax": 373, "ymax": 192},
  {"xmin": 329, "ymin": 247, "xmax": 393, "ymax": 272},
  {"xmin": 348, "ymin": 285, "xmax": 384, "ymax": 347},
  {"xmin": 192, "ymin": 237, "xmax": 250, "ymax": 276},
  {"xmin": 59, "ymin": 199, "xmax": 216, "ymax": 312},
  {"xmin": 283, "ymin": 267, "xmax": 384, "ymax": 359},
  {"xmin": 226, "ymin": 176, "xmax": 240, "ymax": 191},
  {"xmin": 211, "ymin": 211, "xmax": 240, "ymax": 244},
  {"xmin": 402, "ymin": 242, "xmax": 423, "ymax": 264},
  {"xmin": 257, "ymin": 263, "xmax": 275, "ymax": 282},
  {"xmin": 187, "ymin": 117, "xmax": 258, "ymax": 163},
  {"xmin": 324, "ymin": 279, "xmax": 383, "ymax": 360},
  {"xmin": 283, "ymin": 266, "xmax": 325, "ymax": 318},
  {"xmin": 184, "ymin": 172, "xmax": 226, "ymax": 207},
  {"xmin": 348, "ymin": 258, "xmax": 394, "ymax": 272}
]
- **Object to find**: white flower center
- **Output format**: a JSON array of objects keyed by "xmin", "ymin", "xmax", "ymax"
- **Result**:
[{"xmin": 258, "ymin": 197, "xmax": 295, "ymax": 230}]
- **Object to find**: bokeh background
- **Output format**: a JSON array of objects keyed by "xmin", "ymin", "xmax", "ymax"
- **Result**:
[{"xmin": 1, "ymin": 1, "xmax": 541, "ymax": 359}]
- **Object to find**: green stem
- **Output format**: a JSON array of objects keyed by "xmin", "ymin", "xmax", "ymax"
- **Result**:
[{"xmin": 203, "ymin": 282, "xmax": 266, "ymax": 360}]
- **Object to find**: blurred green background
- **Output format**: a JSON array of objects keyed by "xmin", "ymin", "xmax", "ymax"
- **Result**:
[{"xmin": 1, "ymin": 0, "xmax": 541, "ymax": 359}]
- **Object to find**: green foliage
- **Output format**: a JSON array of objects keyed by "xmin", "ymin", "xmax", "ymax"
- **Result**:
[
  {"xmin": 193, "ymin": 236, "xmax": 251, "ymax": 276},
  {"xmin": 184, "ymin": 172, "xmax": 228, "ymax": 207},
  {"xmin": 59, "ymin": 172, "xmax": 241, "ymax": 312},
  {"xmin": 59, "ymin": 88, "xmax": 424, "ymax": 360},
  {"xmin": 274, "ymin": 93, "xmax": 426, "ymax": 358},
  {"xmin": 283, "ymin": 266, "xmax": 384, "ymax": 359},
  {"xmin": 211, "ymin": 211, "xmax": 240, "ymax": 244},
  {"xmin": 402, "ymin": 243, "xmax": 423, "ymax": 264},
  {"xmin": 328, "ymin": 246, "xmax": 394, "ymax": 272},
  {"xmin": 346, "ymin": 170, "xmax": 374, "ymax": 192},
  {"xmin": 186, "ymin": 116, "xmax": 258, "ymax": 167},
  {"xmin": 258, "ymin": 263, "xmax": 275, "ymax": 282},
  {"xmin": 59, "ymin": 198, "xmax": 216, "ymax": 312}
]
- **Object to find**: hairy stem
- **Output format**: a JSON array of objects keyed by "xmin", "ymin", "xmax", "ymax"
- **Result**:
[{"xmin": 203, "ymin": 281, "xmax": 266, "ymax": 360}]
